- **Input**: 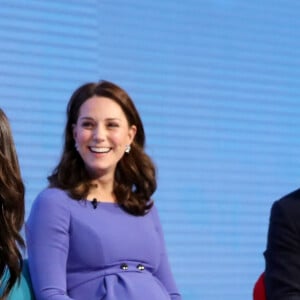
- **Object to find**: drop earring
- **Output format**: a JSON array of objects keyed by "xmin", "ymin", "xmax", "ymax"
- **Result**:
[{"xmin": 125, "ymin": 144, "xmax": 131, "ymax": 154}]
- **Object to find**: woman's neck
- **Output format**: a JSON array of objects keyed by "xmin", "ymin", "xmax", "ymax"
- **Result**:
[{"xmin": 87, "ymin": 177, "xmax": 116, "ymax": 203}]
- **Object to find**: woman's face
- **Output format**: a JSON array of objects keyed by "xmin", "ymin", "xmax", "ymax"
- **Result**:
[{"xmin": 73, "ymin": 96, "xmax": 136, "ymax": 178}]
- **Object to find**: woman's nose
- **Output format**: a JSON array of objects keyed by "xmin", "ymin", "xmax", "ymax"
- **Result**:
[{"xmin": 93, "ymin": 125, "xmax": 105, "ymax": 141}]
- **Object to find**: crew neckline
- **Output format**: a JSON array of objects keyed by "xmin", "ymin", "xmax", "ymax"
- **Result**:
[{"xmin": 83, "ymin": 199, "xmax": 119, "ymax": 206}]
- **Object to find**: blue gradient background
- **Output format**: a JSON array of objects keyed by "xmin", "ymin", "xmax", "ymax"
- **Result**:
[{"xmin": 2, "ymin": 0, "xmax": 300, "ymax": 299}]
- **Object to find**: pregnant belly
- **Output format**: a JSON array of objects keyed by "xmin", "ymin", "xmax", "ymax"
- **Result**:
[{"xmin": 69, "ymin": 269, "xmax": 171, "ymax": 300}]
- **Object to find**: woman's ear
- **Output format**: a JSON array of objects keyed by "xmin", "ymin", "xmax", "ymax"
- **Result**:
[{"xmin": 128, "ymin": 125, "xmax": 137, "ymax": 143}]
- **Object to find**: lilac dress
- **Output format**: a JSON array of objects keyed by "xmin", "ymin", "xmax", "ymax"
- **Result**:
[{"xmin": 26, "ymin": 188, "xmax": 181, "ymax": 300}]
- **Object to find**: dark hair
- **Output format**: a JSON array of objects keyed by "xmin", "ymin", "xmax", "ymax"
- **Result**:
[
  {"xmin": 0, "ymin": 109, "xmax": 25, "ymax": 299},
  {"xmin": 48, "ymin": 80, "xmax": 156, "ymax": 215}
]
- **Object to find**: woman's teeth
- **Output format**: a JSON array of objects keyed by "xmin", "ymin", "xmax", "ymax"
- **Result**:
[{"xmin": 90, "ymin": 147, "xmax": 111, "ymax": 153}]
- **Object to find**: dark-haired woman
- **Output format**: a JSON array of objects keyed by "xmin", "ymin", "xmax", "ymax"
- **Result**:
[
  {"xmin": 0, "ymin": 109, "xmax": 33, "ymax": 299},
  {"xmin": 26, "ymin": 80, "xmax": 182, "ymax": 299}
]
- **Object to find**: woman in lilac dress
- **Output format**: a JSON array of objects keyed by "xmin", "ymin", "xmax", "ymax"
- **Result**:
[{"xmin": 26, "ymin": 80, "xmax": 182, "ymax": 300}]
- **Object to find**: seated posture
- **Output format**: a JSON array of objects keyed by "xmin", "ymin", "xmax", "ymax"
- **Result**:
[
  {"xmin": 26, "ymin": 80, "xmax": 182, "ymax": 299},
  {"xmin": 0, "ymin": 109, "xmax": 34, "ymax": 299}
]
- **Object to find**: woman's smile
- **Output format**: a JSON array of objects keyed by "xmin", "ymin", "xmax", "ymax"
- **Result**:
[{"xmin": 89, "ymin": 146, "xmax": 112, "ymax": 154}]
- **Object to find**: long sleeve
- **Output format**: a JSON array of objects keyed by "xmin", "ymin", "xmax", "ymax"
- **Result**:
[
  {"xmin": 26, "ymin": 188, "xmax": 73, "ymax": 300},
  {"xmin": 151, "ymin": 206, "xmax": 182, "ymax": 300},
  {"xmin": 264, "ymin": 195, "xmax": 300, "ymax": 300}
]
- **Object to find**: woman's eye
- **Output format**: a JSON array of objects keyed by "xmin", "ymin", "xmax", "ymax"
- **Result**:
[
  {"xmin": 82, "ymin": 122, "xmax": 93, "ymax": 128},
  {"xmin": 107, "ymin": 122, "xmax": 119, "ymax": 128}
]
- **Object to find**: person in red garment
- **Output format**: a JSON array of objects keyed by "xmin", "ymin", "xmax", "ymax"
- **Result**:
[{"xmin": 253, "ymin": 273, "xmax": 266, "ymax": 300}]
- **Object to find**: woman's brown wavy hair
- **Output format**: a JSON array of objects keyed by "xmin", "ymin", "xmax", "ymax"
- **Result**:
[
  {"xmin": 48, "ymin": 80, "xmax": 156, "ymax": 215},
  {"xmin": 0, "ymin": 109, "xmax": 25, "ymax": 299}
]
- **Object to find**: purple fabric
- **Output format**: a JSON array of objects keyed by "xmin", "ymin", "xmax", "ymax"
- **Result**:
[{"xmin": 26, "ymin": 188, "xmax": 181, "ymax": 300}]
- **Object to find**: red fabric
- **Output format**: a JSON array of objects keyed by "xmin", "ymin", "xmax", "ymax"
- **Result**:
[{"xmin": 253, "ymin": 273, "xmax": 266, "ymax": 300}]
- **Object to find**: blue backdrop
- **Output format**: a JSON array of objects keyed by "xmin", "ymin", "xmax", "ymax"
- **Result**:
[{"xmin": 2, "ymin": 0, "xmax": 300, "ymax": 299}]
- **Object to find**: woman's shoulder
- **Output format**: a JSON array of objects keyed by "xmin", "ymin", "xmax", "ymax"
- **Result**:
[
  {"xmin": 9, "ymin": 261, "xmax": 35, "ymax": 300},
  {"xmin": 33, "ymin": 187, "xmax": 70, "ymax": 207},
  {"xmin": 1, "ymin": 261, "xmax": 35, "ymax": 300},
  {"xmin": 29, "ymin": 187, "xmax": 72, "ymax": 219},
  {"xmin": 27, "ymin": 188, "xmax": 72, "ymax": 231},
  {"xmin": 36, "ymin": 187, "xmax": 69, "ymax": 199},
  {"xmin": 148, "ymin": 202, "xmax": 161, "ymax": 223}
]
